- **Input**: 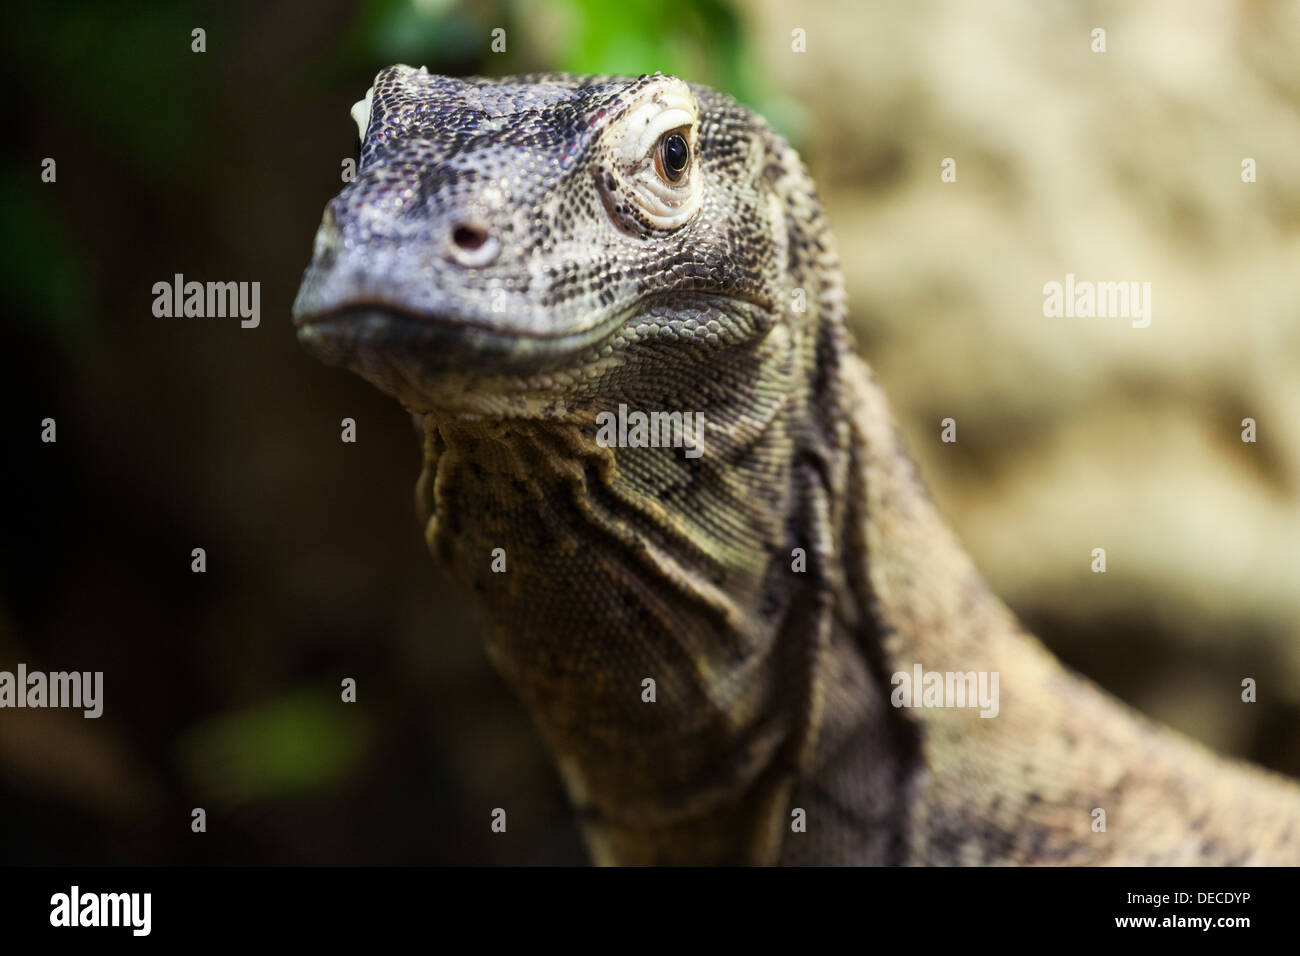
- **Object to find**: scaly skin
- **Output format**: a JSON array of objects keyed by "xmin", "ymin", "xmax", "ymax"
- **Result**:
[{"xmin": 293, "ymin": 69, "xmax": 1300, "ymax": 864}]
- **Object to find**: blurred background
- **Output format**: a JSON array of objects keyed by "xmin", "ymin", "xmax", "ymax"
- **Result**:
[{"xmin": 3, "ymin": 0, "xmax": 1298, "ymax": 864}]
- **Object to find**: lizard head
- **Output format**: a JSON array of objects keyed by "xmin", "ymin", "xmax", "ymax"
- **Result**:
[{"xmin": 292, "ymin": 68, "xmax": 787, "ymax": 415}]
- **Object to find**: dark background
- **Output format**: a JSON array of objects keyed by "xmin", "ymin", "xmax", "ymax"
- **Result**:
[{"xmin": 4, "ymin": 0, "xmax": 1298, "ymax": 864}]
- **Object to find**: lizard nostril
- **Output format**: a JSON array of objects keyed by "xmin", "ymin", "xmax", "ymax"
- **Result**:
[
  {"xmin": 448, "ymin": 222, "xmax": 500, "ymax": 267},
  {"xmin": 452, "ymin": 224, "xmax": 488, "ymax": 250}
]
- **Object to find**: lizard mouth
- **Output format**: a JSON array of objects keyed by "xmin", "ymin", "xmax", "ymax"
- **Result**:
[
  {"xmin": 293, "ymin": 290, "xmax": 774, "ymax": 411},
  {"xmin": 294, "ymin": 303, "xmax": 627, "ymax": 376}
]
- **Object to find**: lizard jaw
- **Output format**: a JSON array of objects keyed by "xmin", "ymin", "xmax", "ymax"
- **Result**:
[
  {"xmin": 293, "ymin": 303, "xmax": 631, "ymax": 413},
  {"xmin": 295, "ymin": 288, "xmax": 778, "ymax": 414},
  {"xmin": 295, "ymin": 303, "xmax": 625, "ymax": 369}
]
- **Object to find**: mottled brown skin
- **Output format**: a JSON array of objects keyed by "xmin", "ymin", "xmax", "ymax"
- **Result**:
[{"xmin": 294, "ymin": 69, "xmax": 1300, "ymax": 865}]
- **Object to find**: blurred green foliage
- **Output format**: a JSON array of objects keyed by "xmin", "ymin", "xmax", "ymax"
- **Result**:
[
  {"xmin": 352, "ymin": 0, "xmax": 799, "ymax": 137},
  {"xmin": 5, "ymin": 1, "xmax": 206, "ymax": 346},
  {"xmin": 8, "ymin": 1, "xmax": 205, "ymax": 183},
  {"xmin": 544, "ymin": 0, "xmax": 752, "ymax": 95},
  {"xmin": 180, "ymin": 685, "xmax": 370, "ymax": 802},
  {"xmin": 0, "ymin": 179, "xmax": 89, "ymax": 345}
]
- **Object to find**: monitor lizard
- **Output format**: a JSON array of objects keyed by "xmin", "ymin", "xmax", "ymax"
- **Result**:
[{"xmin": 292, "ymin": 68, "xmax": 1300, "ymax": 865}]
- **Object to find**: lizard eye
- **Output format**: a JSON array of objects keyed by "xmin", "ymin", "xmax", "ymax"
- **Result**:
[
  {"xmin": 655, "ymin": 129, "xmax": 691, "ymax": 184},
  {"xmin": 603, "ymin": 81, "xmax": 702, "ymax": 232}
]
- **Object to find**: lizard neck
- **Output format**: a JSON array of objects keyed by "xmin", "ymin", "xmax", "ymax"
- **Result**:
[{"xmin": 415, "ymin": 328, "xmax": 829, "ymax": 863}]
